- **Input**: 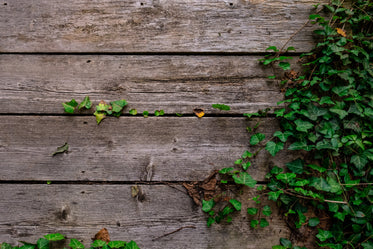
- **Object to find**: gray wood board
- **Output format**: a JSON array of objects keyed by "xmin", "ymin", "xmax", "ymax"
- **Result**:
[
  {"xmin": 0, "ymin": 116, "xmax": 297, "ymax": 181},
  {"xmin": 0, "ymin": 54, "xmax": 287, "ymax": 114},
  {"xmin": 0, "ymin": 0, "xmax": 324, "ymax": 53},
  {"xmin": 0, "ymin": 184, "xmax": 290, "ymax": 249}
]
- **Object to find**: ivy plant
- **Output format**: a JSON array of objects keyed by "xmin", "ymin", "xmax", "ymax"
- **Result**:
[
  {"xmin": 0, "ymin": 233, "xmax": 140, "ymax": 249},
  {"xmin": 203, "ymin": 1, "xmax": 373, "ymax": 248}
]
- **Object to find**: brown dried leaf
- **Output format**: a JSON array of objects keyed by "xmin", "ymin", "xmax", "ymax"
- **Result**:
[
  {"xmin": 93, "ymin": 228, "xmax": 110, "ymax": 243},
  {"xmin": 183, "ymin": 182, "xmax": 201, "ymax": 206},
  {"xmin": 193, "ymin": 108, "xmax": 205, "ymax": 118}
]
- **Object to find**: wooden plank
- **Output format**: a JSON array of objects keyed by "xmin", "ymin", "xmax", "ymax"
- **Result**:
[
  {"xmin": 0, "ymin": 184, "xmax": 290, "ymax": 248},
  {"xmin": 0, "ymin": 116, "xmax": 297, "ymax": 181},
  {"xmin": 0, "ymin": 0, "xmax": 323, "ymax": 53},
  {"xmin": 0, "ymin": 54, "xmax": 286, "ymax": 114}
]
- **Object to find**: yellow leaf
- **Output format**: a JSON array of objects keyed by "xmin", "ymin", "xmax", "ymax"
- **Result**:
[
  {"xmin": 336, "ymin": 28, "xmax": 346, "ymax": 37},
  {"xmin": 193, "ymin": 108, "xmax": 205, "ymax": 118}
]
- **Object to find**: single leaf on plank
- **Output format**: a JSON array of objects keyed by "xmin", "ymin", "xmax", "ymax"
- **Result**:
[
  {"xmin": 62, "ymin": 99, "xmax": 78, "ymax": 113},
  {"xmin": 52, "ymin": 143, "xmax": 69, "ymax": 156},
  {"xmin": 212, "ymin": 104, "xmax": 231, "ymax": 111},
  {"xmin": 129, "ymin": 109, "xmax": 138, "ymax": 115},
  {"xmin": 110, "ymin": 100, "xmax": 128, "ymax": 113},
  {"xmin": 94, "ymin": 111, "xmax": 106, "ymax": 124},
  {"xmin": 260, "ymin": 218, "xmax": 269, "ymax": 227},
  {"xmin": 232, "ymin": 172, "xmax": 257, "ymax": 187},
  {"xmin": 93, "ymin": 228, "xmax": 110, "ymax": 243},
  {"xmin": 193, "ymin": 108, "xmax": 205, "ymax": 118},
  {"xmin": 78, "ymin": 96, "xmax": 92, "ymax": 110}
]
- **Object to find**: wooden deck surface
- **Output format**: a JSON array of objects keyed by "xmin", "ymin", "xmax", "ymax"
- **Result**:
[{"xmin": 0, "ymin": 1, "xmax": 321, "ymax": 248}]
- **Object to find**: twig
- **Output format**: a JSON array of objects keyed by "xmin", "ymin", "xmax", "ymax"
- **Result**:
[
  {"xmin": 282, "ymin": 190, "xmax": 348, "ymax": 204},
  {"xmin": 152, "ymin": 226, "xmax": 196, "ymax": 241}
]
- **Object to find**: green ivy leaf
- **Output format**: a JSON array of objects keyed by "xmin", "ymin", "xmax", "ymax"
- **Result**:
[
  {"xmin": 52, "ymin": 142, "xmax": 69, "ymax": 156},
  {"xmin": 108, "ymin": 241, "xmax": 126, "ymax": 248},
  {"xmin": 286, "ymin": 158, "xmax": 304, "ymax": 174},
  {"xmin": 308, "ymin": 217, "xmax": 320, "ymax": 227},
  {"xmin": 91, "ymin": 240, "xmax": 106, "ymax": 248},
  {"xmin": 110, "ymin": 100, "xmax": 128, "ymax": 113},
  {"xmin": 265, "ymin": 141, "xmax": 284, "ymax": 156},
  {"xmin": 129, "ymin": 109, "xmax": 137, "ymax": 115},
  {"xmin": 44, "ymin": 233, "xmax": 65, "ymax": 241},
  {"xmin": 288, "ymin": 141, "xmax": 314, "ymax": 151},
  {"xmin": 229, "ymin": 199, "xmax": 242, "ymax": 211},
  {"xmin": 280, "ymin": 238, "xmax": 292, "ymax": 248},
  {"xmin": 260, "ymin": 218, "xmax": 269, "ymax": 228},
  {"xmin": 63, "ymin": 99, "xmax": 78, "ymax": 113},
  {"xmin": 268, "ymin": 190, "xmax": 283, "ymax": 201},
  {"xmin": 273, "ymin": 131, "xmax": 293, "ymax": 142},
  {"xmin": 142, "ymin": 111, "xmax": 149, "ymax": 118},
  {"xmin": 78, "ymin": 96, "xmax": 92, "ymax": 110},
  {"xmin": 219, "ymin": 167, "xmax": 234, "ymax": 174},
  {"xmin": 242, "ymin": 161, "xmax": 251, "ymax": 171},
  {"xmin": 295, "ymin": 119, "xmax": 314, "ymax": 132},
  {"xmin": 242, "ymin": 151, "xmax": 253, "ymax": 159},
  {"xmin": 250, "ymin": 219, "xmax": 259, "ymax": 228},
  {"xmin": 250, "ymin": 133, "xmax": 266, "ymax": 145},
  {"xmin": 319, "ymin": 96, "xmax": 335, "ymax": 105},
  {"xmin": 351, "ymin": 154, "xmax": 368, "ymax": 170},
  {"xmin": 154, "ymin": 110, "xmax": 165, "ymax": 116},
  {"xmin": 202, "ymin": 199, "xmax": 215, "ymax": 212},
  {"xmin": 207, "ymin": 217, "xmax": 215, "ymax": 227},
  {"xmin": 276, "ymin": 173, "xmax": 297, "ymax": 183},
  {"xmin": 247, "ymin": 207, "xmax": 258, "ymax": 215},
  {"xmin": 309, "ymin": 177, "xmax": 331, "ymax": 192},
  {"xmin": 125, "ymin": 241, "xmax": 140, "ymax": 249},
  {"xmin": 232, "ymin": 172, "xmax": 257, "ymax": 187},
  {"xmin": 262, "ymin": 205, "xmax": 272, "ymax": 216},
  {"xmin": 69, "ymin": 239, "xmax": 85, "ymax": 249},
  {"xmin": 1, "ymin": 243, "xmax": 12, "ymax": 249},
  {"xmin": 212, "ymin": 104, "xmax": 230, "ymax": 111},
  {"xmin": 279, "ymin": 62, "xmax": 291, "ymax": 70},
  {"xmin": 94, "ymin": 111, "xmax": 106, "ymax": 124},
  {"xmin": 316, "ymin": 229, "xmax": 333, "ymax": 242}
]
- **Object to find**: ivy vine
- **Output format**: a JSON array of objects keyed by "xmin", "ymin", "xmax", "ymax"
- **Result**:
[{"xmin": 203, "ymin": 1, "xmax": 373, "ymax": 248}]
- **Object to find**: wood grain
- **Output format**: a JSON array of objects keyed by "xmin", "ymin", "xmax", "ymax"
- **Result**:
[
  {"xmin": 0, "ymin": 54, "xmax": 287, "ymax": 114},
  {"xmin": 0, "ymin": 116, "xmax": 297, "ymax": 181},
  {"xmin": 0, "ymin": 0, "xmax": 324, "ymax": 53},
  {"xmin": 0, "ymin": 184, "xmax": 291, "ymax": 249}
]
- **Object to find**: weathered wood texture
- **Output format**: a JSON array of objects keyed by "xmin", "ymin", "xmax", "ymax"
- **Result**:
[
  {"xmin": 0, "ymin": 54, "xmax": 287, "ymax": 114},
  {"xmin": 0, "ymin": 184, "xmax": 291, "ymax": 249},
  {"xmin": 0, "ymin": 116, "xmax": 297, "ymax": 182},
  {"xmin": 0, "ymin": 0, "xmax": 323, "ymax": 53}
]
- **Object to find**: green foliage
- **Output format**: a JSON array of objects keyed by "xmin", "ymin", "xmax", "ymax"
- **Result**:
[
  {"xmin": 154, "ymin": 110, "xmax": 164, "ymax": 116},
  {"xmin": 1, "ymin": 234, "xmax": 140, "ymax": 249},
  {"xmin": 212, "ymin": 104, "xmax": 231, "ymax": 111},
  {"xmin": 203, "ymin": 1, "xmax": 373, "ymax": 248}
]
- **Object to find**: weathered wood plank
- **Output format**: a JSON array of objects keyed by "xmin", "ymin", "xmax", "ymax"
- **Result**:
[
  {"xmin": 0, "ymin": 184, "xmax": 290, "ymax": 249},
  {"xmin": 0, "ymin": 116, "xmax": 296, "ymax": 181},
  {"xmin": 0, "ymin": 0, "xmax": 323, "ymax": 53},
  {"xmin": 0, "ymin": 54, "xmax": 285, "ymax": 114}
]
